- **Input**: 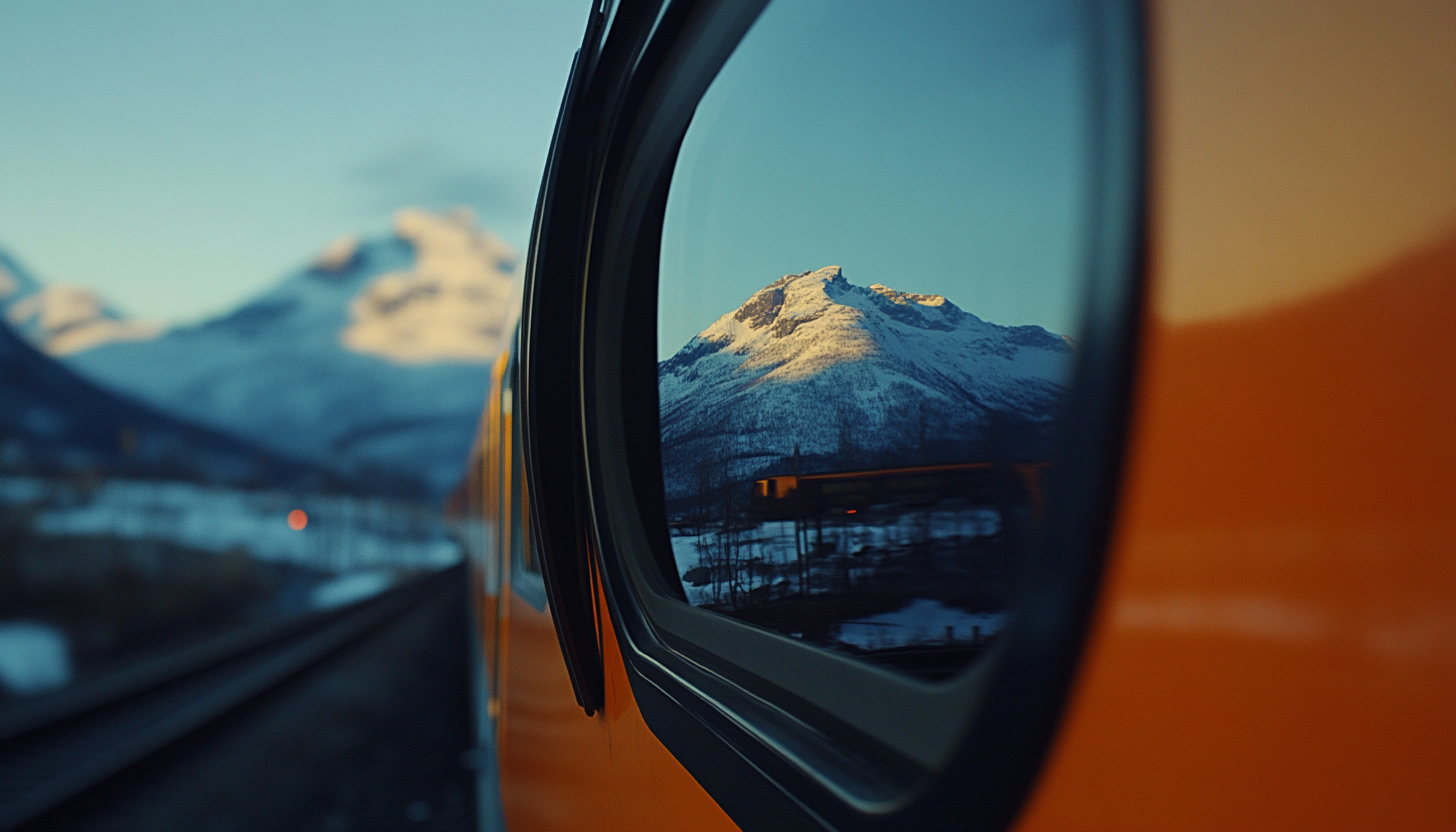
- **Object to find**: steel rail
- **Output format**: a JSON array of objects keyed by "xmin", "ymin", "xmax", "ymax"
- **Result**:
[{"xmin": 0, "ymin": 564, "xmax": 461, "ymax": 830}]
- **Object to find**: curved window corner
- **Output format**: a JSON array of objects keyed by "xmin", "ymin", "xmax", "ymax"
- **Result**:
[
  {"xmin": 571, "ymin": 0, "xmax": 1146, "ymax": 826},
  {"xmin": 503, "ymin": 349, "xmax": 547, "ymax": 611},
  {"xmin": 656, "ymin": 0, "xmax": 1092, "ymax": 684}
]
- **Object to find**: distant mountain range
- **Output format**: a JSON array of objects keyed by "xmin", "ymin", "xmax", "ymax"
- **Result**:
[
  {"xmin": 0, "ymin": 250, "xmax": 160, "ymax": 356},
  {"xmin": 1, "ymin": 208, "xmax": 516, "ymax": 499},
  {"xmin": 658, "ymin": 266, "xmax": 1073, "ymax": 502},
  {"xmin": 0, "ymin": 300, "xmax": 328, "ymax": 490}
]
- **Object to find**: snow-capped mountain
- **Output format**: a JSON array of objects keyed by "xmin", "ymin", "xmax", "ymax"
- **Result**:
[
  {"xmin": 0, "ymin": 251, "xmax": 160, "ymax": 356},
  {"xmin": 66, "ymin": 208, "xmax": 517, "ymax": 499},
  {"xmin": 658, "ymin": 266, "xmax": 1073, "ymax": 500},
  {"xmin": 342, "ymin": 208, "xmax": 516, "ymax": 363},
  {"xmin": 0, "ymin": 311, "xmax": 318, "ymax": 488}
]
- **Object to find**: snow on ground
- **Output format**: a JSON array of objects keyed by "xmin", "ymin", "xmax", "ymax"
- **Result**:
[
  {"xmin": 311, "ymin": 570, "xmax": 394, "ymax": 609},
  {"xmin": 4, "ymin": 476, "xmax": 459, "ymax": 573},
  {"xmin": 0, "ymin": 621, "xmax": 71, "ymax": 696},
  {"xmin": 670, "ymin": 505, "xmax": 1001, "ymax": 607}
]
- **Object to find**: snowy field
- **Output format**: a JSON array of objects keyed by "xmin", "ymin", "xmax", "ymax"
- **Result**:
[
  {"xmin": 0, "ymin": 475, "xmax": 460, "ymax": 573},
  {"xmin": 0, "ymin": 476, "xmax": 457, "ymax": 698},
  {"xmin": 671, "ymin": 504, "xmax": 1000, "ymax": 603},
  {"xmin": 670, "ymin": 502, "xmax": 1007, "ymax": 651}
]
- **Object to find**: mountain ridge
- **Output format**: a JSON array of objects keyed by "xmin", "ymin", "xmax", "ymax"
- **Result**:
[
  {"xmin": 62, "ymin": 208, "xmax": 517, "ymax": 498},
  {"xmin": 0, "ymin": 249, "xmax": 161, "ymax": 357},
  {"xmin": 658, "ymin": 266, "xmax": 1072, "ymax": 501},
  {"xmin": 0, "ymin": 311, "xmax": 334, "ymax": 491}
]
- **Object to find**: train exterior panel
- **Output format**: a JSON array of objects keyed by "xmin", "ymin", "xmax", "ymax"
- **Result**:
[{"xmin": 462, "ymin": 1, "xmax": 1456, "ymax": 829}]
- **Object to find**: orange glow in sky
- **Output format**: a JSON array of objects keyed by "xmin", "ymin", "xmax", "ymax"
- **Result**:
[{"xmin": 287, "ymin": 509, "xmax": 308, "ymax": 531}]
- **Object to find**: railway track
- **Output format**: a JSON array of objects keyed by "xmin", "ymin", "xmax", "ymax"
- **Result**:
[{"xmin": 0, "ymin": 565, "xmax": 462, "ymax": 831}]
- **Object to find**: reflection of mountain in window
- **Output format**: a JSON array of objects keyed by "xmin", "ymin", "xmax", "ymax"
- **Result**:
[
  {"xmin": 658, "ymin": 265, "xmax": 1068, "ymax": 680},
  {"xmin": 659, "ymin": 265, "xmax": 1071, "ymax": 487}
]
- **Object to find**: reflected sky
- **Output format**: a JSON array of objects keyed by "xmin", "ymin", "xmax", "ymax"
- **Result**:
[{"xmin": 659, "ymin": 0, "xmax": 1090, "ymax": 358}]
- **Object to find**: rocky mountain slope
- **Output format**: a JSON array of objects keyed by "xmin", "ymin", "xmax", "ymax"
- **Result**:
[
  {"xmin": 0, "ymin": 251, "xmax": 160, "ymax": 356},
  {"xmin": 658, "ymin": 266, "xmax": 1073, "ymax": 500},
  {"xmin": 0, "ymin": 313, "xmax": 321, "ymax": 489},
  {"xmin": 64, "ymin": 209, "xmax": 516, "ymax": 498}
]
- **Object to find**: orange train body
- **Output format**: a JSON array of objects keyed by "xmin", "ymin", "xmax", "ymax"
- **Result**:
[
  {"xmin": 462, "ymin": 1, "xmax": 1456, "ymax": 829},
  {"xmin": 460, "ymin": 355, "xmax": 735, "ymax": 831}
]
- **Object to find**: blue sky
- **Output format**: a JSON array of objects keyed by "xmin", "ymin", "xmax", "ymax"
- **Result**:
[
  {"xmin": 0, "ymin": 0, "xmax": 590, "ymax": 324},
  {"xmin": 659, "ymin": 0, "xmax": 1092, "ymax": 358}
]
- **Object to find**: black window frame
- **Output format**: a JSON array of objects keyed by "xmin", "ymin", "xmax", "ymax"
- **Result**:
[
  {"xmin": 519, "ymin": 0, "xmax": 1147, "ymax": 827},
  {"xmin": 504, "ymin": 343, "xmax": 548, "ymax": 611}
]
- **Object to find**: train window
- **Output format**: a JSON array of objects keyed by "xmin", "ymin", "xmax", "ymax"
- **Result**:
[
  {"xmin": 657, "ymin": 0, "xmax": 1087, "ymax": 682},
  {"xmin": 560, "ymin": 0, "xmax": 1140, "ymax": 819},
  {"xmin": 514, "ymin": 432, "xmax": 539, "ymax": 576},
  {"xmin": 504, "ymin": 354, "xmax": 545, "ymax": 609}
]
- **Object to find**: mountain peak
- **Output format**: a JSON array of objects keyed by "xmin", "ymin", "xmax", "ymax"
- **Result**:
[
  {"xmin": 713, "ymin": 266, "xmax": 972, "ymax": 352},
  {"xmin": 793, "ymin": 264, "xmax": 844, "ymax": 283},
  {"xmin": 2, "ymin": 207, "xmax": 519, "ymax": 499},
  {"xmin": 868, "ymin": 282, "xmax": 948, "ymax": 308},
  {"xmin": 0, "ymin": 250, "xmax": 160, "ymax": 356},
  {"xmin": 658, "ymin": 267, "xmax": 1073, "ymax": 493},
  {"xmin": 6, "ymin": 285, "xmax": 160, "ymax": 356},
  {"xmin": 312, "ymin": 234, "xmax": 362, "ymax": 274},
  {"xmin": 341, "ymin": 207, "xmax": 518, "ymax": 364}
]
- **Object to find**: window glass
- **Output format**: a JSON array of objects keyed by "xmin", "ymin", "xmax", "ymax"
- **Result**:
[
  {"xmin": 501, "ymin": 356, "xmax": 544, "ymax": 611},
  {"xmin": 507, "ymin": 383, "xmax": 539, "ymax": 576},
  {"xmin": 658, "ymin": 0, "xmax": 1091, "ymax": 681}
]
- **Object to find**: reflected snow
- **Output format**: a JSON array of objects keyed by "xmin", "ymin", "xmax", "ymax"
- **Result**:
[
  {"xmin": 659, "ymin": 269, "xmax": 1062, "ymax": 681},
  {"xmin": 671, "ymin": 504, "xmax": 1001, "ymax": 607},
  {"xmin": 669, "ymin": 497, "xmax": 1019, "ymax": 680}
]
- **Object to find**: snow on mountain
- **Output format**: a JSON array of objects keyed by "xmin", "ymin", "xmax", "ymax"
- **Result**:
[
  {"xmin": 658, "ymin": 266, "xmax": 1073, "ymax": 500},
  {"xmin": 314, "ymin": 234, "xmax": 362, "ymax": 273},
  {"xmin": 0, "ymin": 310, "xmax": 319, "ymax": 488},
  {"xmin": 343, "ymin": 208, "xmax": 517, "ymax": 363},
  {"xmin": 0, "ymin": 250, "xmax": 160, "ymax": 356},
  {"xmin": 65, "ymin": 208, "xmax": 517, "ymax": 499},
  {"xmin": 0, "ymin": 250, "xmax": 41, "ymax": 302},
  {"xmin": 7, "ymin": 286, "xmax": 161, "ymax": 356},
  {"xmin": 0, "ymin": 261, "xmax": 24, "ymax": 300}
]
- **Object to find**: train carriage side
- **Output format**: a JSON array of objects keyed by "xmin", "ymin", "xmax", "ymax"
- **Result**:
[{"xmin": 466, "ymin": 2, "xmax": 1456, "ymax": 831}]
